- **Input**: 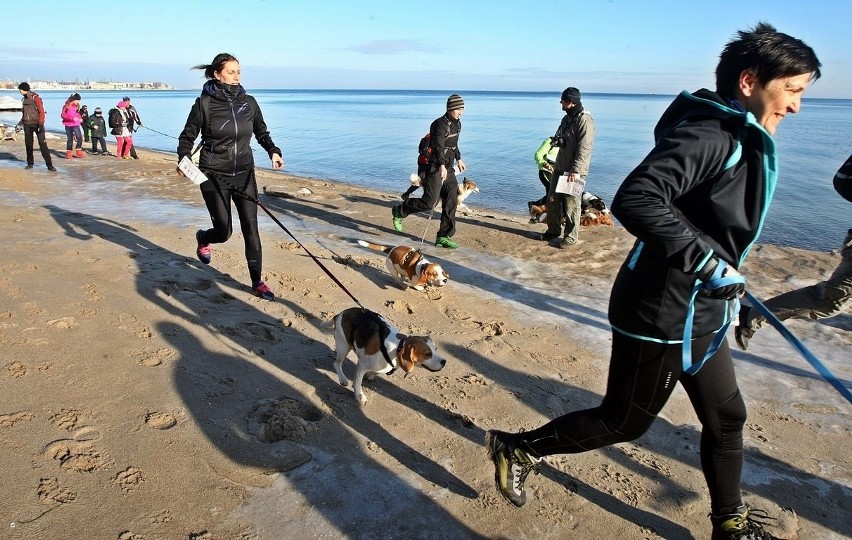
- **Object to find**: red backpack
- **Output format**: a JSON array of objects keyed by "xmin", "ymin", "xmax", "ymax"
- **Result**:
[{"xmin": 417, "ymin": 133, "xmax": 432, "ymax": 165}]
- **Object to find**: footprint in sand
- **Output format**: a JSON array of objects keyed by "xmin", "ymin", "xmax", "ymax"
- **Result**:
[
  {"xmin": 246, "ymin": 396, "xmax": 324, "ymax": 443},
  {"xmin": 47, "ymin": 317, "xmax": 77, "ymax": 329},
  {"xmin": 131, "ymin": 347, "xmax": 176, "ymax": 368},
  {"xmin": 42, "ymin": 426, "xmax": 114, "ymax": 473},
  {"xmin": 49, "ymin": 408, "xmax": 85, "ymax": 430},
  {"xmin": 112, "ymin": 466, "xmax": 144, "ymax": 493},
  {"xmin": 83, "ymin": 283, "xmax": 102, "ymax": 302},
  {"xmin": 144, "ymin": 411, "xmax": 177, "ymax": 430},
  {"xmin": 37, "ymin": 477, "xmax": 78, "ymax": 504},
  {"xmin": 0, "ymin": 411, "xmax": 35, "ymax": 428},
  {"xmin": 5, "ymin": 361, "xmax": 28, "ymax": 378},
  {"xmin": 386, "ymin": 300, "xmax": 414, "ymax": 314}
]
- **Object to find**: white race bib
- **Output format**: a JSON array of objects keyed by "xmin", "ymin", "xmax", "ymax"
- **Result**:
[
  {"xmin": 178, "ymin": 155, "xmax": 208, "ymax": 185},
  {"xmin": 555, "ymin": 174, "xmax": 585, "ymax": 197}
]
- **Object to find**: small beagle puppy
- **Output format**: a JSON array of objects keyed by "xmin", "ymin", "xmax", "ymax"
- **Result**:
[
  {"xmin": 326, "ymin": 307, "xmax": 446, "ymax": 405},
  {"xmin": 357, "ymin": 240, "xmax": 449, "ymax": 291}
]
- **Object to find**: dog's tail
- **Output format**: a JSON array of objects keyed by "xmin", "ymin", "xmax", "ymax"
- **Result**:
[
  {"xmin": 409, "ymin": 173, "xmax": 422, "ymax": 187},
  {"xmin": 357, "ymin": 239, "xmax": 392, "ymax": 253}
]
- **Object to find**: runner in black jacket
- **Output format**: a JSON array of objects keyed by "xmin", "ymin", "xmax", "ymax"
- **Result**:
[
  {"xmin": 486, "ymin": 23, "xmax": 821, "ymax": 540},
  {"xmin": 177, "ymin": 53, "xmax": 284, "ymax": 301}
]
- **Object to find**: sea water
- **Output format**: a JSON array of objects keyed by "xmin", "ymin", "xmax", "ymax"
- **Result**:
[{"xmin": 1, "ymin": 89, "xmax": 849, "ymax": 252}]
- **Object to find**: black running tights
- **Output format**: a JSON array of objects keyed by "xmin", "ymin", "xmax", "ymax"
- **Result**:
[
  {"xmin": 520, "ymin": 331, "xmax": 747, "ymax": 515},
  {"xmin": 198, "ymin": 171, "xmax": 263, "ymax": 284}
]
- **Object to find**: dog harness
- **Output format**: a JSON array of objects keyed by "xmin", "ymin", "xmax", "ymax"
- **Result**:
[{"xmin": 353, "ymin": 310, "xmax": 400, "ymax": 374}]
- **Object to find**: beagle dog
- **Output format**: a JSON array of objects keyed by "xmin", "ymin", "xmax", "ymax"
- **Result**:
[
  {"xmin": 325, "ymin": 307, "xmax": 446, "ymax": 404},
  {"xmin": 404, "ymin": 175, "xmax": 481, "ymax": 214},
  {"xmin": 357, "ymin": 240, "xmax": 449, "ymax": 291},
  {"xmin": 528, "ymin": 192, "xmax": 613, "ymax": 226}
]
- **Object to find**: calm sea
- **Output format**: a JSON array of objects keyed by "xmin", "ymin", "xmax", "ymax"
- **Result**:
[{"xmin": 2, "ymin": 89, "xmax": 849, "ymax": 252}]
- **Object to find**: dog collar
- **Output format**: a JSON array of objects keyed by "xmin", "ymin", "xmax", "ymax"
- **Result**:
[{"xmin": 384, "ymin": 338, "xmax": 405, "ymax": 375}]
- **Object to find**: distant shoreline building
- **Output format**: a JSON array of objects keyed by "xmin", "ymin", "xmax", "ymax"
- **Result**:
[{"xmin": 0, "ymin": 79, "xmax": 175, "ymax": 91}]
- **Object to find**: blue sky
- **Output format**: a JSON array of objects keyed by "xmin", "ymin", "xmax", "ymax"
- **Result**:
[{"xmin": 2, "ymin": 0, "xmax": 850, "ymax": 98}]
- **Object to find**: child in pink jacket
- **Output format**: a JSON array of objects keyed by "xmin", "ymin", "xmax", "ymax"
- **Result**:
[{"xmin": 60, "ymin": 93, "xmax": 85, "ymax": 158}]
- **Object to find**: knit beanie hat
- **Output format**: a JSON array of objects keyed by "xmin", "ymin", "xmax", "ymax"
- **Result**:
[
  {"xmin": 94, "ymin": 107, "xmax": 102, "ymax": 113},
  {"xmin": 561, "ymin": 87, "xmax": 581, "ymax": 103},
  {"xmin": 117, "ymin": 101, "xmax": 127, "ymax": 108},
  {"xmin": 70, "ymin": 93, "xmax": 81, "ymax": 101},
  {"xmin": 447, "ymin": 94, "xmax": 465, "ymax": 111},
  {"xmin": 18, "ymin": 82, "xmax": 30, "ymax": 92}
]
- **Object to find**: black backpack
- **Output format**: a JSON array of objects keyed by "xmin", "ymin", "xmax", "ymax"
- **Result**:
[
  {"xmin": 417, "ymin": 133, "xmax": 432, "ymax": 165},
  {"xmin": 107, "ymin": 108, "xmax": 121, "ymax": 129}
]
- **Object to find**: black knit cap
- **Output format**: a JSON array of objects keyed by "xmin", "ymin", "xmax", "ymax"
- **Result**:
[
  {"xmin": 447, "ymin": 94, "xmax": 465, "ymax": 111},
  {"xmin": 18, "ymin": 82, "xmax": 30, "ymax": 91},
  {"xmin": 561, "ymin": 87, "xmax": 581, "ymax": 103},
  {"xmin": 70, "ymin": 93, "xmax": 81, "ymax": 101}
]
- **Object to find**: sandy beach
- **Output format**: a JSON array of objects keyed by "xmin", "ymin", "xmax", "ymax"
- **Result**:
[{"xmin": 0, "ymin": 137, "xmax": 849, "ymax": 540}]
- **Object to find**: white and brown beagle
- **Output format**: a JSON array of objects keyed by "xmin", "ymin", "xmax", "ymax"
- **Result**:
[
  {"xmin": 357, "ymin": 240, "xmax": 450, "ymax": 291},
  {"xmin": 406, "ymin": 175, "xmax": 480, "ymax": 214},
  {"xmin": 326, "ymin": 307, "xmax": 446, "ymax": 405}
]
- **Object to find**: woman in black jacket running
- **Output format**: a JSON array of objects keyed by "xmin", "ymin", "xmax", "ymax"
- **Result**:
[{"xmin": 177, "ymin": 53, "xmax": 284, "ymax": 301}]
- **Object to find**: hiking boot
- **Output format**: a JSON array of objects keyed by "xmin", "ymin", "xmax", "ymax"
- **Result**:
[
  {"xmin": 251, "ymin": 281, "xmax": 275, "ymax": 301},
  {"xmin": 711, "ymin": 506, "xmax": 779, "ymax": 539},
  {"xmin": 195, "ymin": 230, "xmax": 212, "ymax": 264},
  {"xmin": 25, "ymin": 164, "xmax": 33, "ymax": 170},
  {"xmin": 485, "ymin": 430, "xmax": 542, "ymax": 507},
  {"xmin": 75, "ymin": 149, "xmax": 85, "ymax": 158},
  {"xmin": 540, "ymin": 232, "xmax": 560, "ymax": 241},
  {"xmin": 392, "ymin": 206, "xmax": 404, "ymax": 232},
  {"xmin": 435, "ymin": 236, "xmax": 459, "ymax": 249},
  {"xmin": 48, "ymin": 166, "xmax": 57, "ymax": 172}
]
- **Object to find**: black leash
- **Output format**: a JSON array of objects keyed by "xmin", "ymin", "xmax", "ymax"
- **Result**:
[
  {"xmin": 213, "ymin": 172, "xmax": 367, "ymax": 310},
  {"xmin": 139, "ymin": 125, "xmax": 178, "ymax": 139},
  {"xmin": 256, "ymin": 197, "xmax": 366, "ymax": 310}
]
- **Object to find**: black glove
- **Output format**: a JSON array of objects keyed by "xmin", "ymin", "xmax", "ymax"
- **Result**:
[
  {"xmin": 695, "ymin": 256, "xmax": 745, "ymax": 300},
  {"xmin": 36, "ymin": 123, "xmax": 44, "ymax": 134}
]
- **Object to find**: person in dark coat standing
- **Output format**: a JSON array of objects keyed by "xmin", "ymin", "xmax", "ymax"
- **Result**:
[
  {"xmin": 88, "ymin": 107, "xmax": 109, "ymax": 155},
  {"xmin": 16, "ymin": 82, "xmax": 56, "ymax": 171}
]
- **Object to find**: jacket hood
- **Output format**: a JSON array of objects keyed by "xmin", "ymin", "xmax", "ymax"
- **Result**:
[{"xmin": 653, "ymin": 89, "xmax": 745, "ymax": 142}]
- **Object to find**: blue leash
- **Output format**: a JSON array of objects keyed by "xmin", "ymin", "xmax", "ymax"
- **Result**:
[
  {"xmin": 682, "ymin": 260, "xmax": 745, "ymax": 375},
  {"xmin": 682, "ymin": 259, "xmax": 852, "ymax": 404},
  {"xmin": 744, "ymin": 291, "xmax": 852, "ymax": 405}
]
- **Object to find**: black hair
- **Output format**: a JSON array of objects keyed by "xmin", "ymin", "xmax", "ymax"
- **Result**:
[
  {"xmin": 716, "ymin": 22, "xmax": 821, "ymax": 97},
  {"xmin": 192, "ymin": 53, "xmax": 239, "ymax": 80}
]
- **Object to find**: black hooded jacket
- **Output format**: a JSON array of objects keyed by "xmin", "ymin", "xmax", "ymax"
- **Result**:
[
  {"xmin": 608, "ymin": 89, "xmax": 778, "ymax": 341},
  {"xmin": 177, "ymin": 80, "xmax": 281, "ymax": 177}
]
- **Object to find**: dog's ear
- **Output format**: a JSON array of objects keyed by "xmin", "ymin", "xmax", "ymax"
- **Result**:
[
  {"xmin": 397, "ymin": 340, "xmax": 419, "ymax": 373},
  {"xmin": 414, "ymin": 266, "xmax": 431, "ymax": 288}
]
